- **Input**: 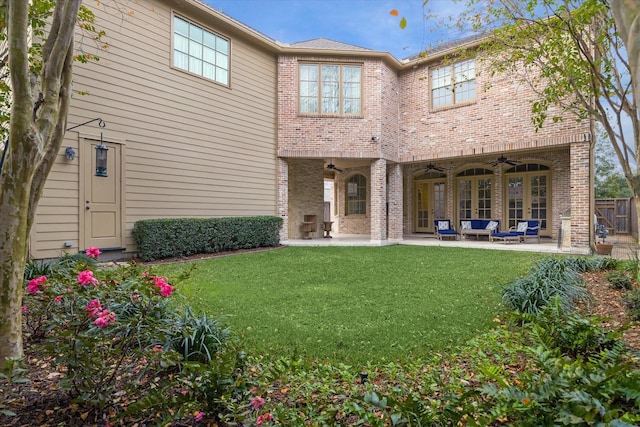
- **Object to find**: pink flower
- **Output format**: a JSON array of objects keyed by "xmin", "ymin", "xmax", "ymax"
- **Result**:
[
  {"xmin": 251, "ymin": 396, "xmax": 265, "ymax": 411},
  {"xmin": 77, "ymin": 270, "xmax": 99, "ymax": 286},
  {"xmin": 159, "ymin": 283, "xmax": 173, "ymax": 297},
  {"xmin": 85, "ymin": 299, "xmax": 103, "ymax": 317},
  {"xmin": 153, "ymin": 276, "xmax": 168, "ymax": 286},
  {"xmin": 54, "ymin": 295, "xmax": 63, "ymax": 303},
  {"xmin": 194, "ymin": 411, "xmax": 204, "ymax": 422},
  {"xmin": 85, "ymin": 247, "xmax": 101, "ymax": 259},
  {"xmin": 153, "ymin": 276, "xmax": 174, "ymax": 297},
  {"xmin": 93, "ymin": 310, "xmax": 115, "ymax": 328},
  {"xmin": 26, "ymin": 276, "xmax": 47, "ymax": 294},
  {"xmin": 21, "ymin": 306, "xmax": 27, "ymax": 313},
  {"xmin": 256, "ymin": 413, "xmax": 273, "ymax": 426}
]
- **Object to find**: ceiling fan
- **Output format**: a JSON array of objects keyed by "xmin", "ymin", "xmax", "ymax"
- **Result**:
[
  {"xmin": 326, "ymin": 159, "xmax": 343, "ymax": 172},
  {"xmin": 491, "ymin": 154, "xmax": 521, "ymax": 167},
  {"xmin": 424, "ymin": 163, "xmax": 445, "ymax": 172}
]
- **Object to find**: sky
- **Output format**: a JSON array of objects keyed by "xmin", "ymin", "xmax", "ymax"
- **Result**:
[{"xmin": 204, "ymin": 0, "xmax": 472, "ymax": 60}]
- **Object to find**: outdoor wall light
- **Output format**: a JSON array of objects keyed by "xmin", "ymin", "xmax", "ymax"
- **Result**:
[
  {"xmin": 370, "ymin": 136, "xmax": 378, "ymax": 141},
  {"xmin": 95, "ymin": 132, "xmax": 108, "ymax": 177},
  {"xmin": 64, "ymin": 146, "xmax": 76, "ymax": 161}
]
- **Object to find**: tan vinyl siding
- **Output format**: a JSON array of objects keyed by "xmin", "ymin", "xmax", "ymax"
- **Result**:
[{"xmin": 30, "ymin": 0, "xmax": 278, "ymax": 258}]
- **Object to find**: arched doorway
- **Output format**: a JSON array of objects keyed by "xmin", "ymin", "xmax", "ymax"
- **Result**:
[
  {"xmin": 504, "ymin": 163, "xmax": 551, "ymax": 235},
  {"xmin": 456, "ymin": 167, "xmax": 493, "ymax": 221}
]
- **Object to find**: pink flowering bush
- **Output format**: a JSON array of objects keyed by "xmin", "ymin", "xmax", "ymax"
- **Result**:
[{"xmin": 21, "ymin": 251, "xmax": 242, "ymax": 425}]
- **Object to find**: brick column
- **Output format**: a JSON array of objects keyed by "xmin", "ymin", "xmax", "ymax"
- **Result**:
[
  {"xmin": 570, "ymin": 141, "xmax": 591, "ymax": 249},
  {"xmin": 370, "ymin": 158, "xmax": 387, "ymax": 242},
  {"xmin": 388, "ymin": 162, "xmax": 403, "ymax": 241},
  {"xmin": 277, "ymin": 158, "xmax": 289, "ymax": 241}
]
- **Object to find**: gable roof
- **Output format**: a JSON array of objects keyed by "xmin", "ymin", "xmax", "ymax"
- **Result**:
[{"xmin": 289, "ymin": 38, "xmax": 373, "ymax": 52}]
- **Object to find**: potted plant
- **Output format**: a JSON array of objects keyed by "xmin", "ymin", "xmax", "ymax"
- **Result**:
[{"xmin": 595, "ymin": 224, "xmax": 613, "ymax": 255}]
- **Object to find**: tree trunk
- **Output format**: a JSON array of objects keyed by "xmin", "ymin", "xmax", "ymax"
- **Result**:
[
  {"xmin": 0, "ymin": 0, "xmax": 82, "ymax": 368},
  {"xmin": 611, "ymin": 0, "xmax": 640, "ymax": 265}
]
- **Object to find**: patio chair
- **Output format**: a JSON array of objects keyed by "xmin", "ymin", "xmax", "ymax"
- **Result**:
[
  {"xmin": 434, "ymin": 219, "xmax": 459, "ymax": 240},
  {"xmin": 510, "ymin": 220, "xmax": 540, "ymax": 243}
]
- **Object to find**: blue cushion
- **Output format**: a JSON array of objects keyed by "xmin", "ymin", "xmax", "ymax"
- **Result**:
[
  {"xmin": 438, "ymin": 229, "xmax": 458, "ymax": 235},
  {"xmin": 493, "ymin": 232, "xmax": 519, "ymax": 238}
]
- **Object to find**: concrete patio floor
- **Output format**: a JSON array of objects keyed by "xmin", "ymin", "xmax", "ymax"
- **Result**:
[{"xmin": 283, "ymin": 233, "xmax": 639, "ymax": 260}]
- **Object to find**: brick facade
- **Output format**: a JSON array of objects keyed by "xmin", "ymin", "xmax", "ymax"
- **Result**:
[{"xmin": 275, "ymin": 42, "xmax": 593, "ymax": 251}]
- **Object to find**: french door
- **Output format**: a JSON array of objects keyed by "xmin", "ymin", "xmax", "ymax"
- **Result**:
[
  {"xmin": 457, "ymin": 177, "xmax": 492, "ymax": 220},
  {"xmin": 506, "ymin": 172, "xmax": 550, "ymax": 234},
  {"xmin": 415, "ymin": 180, "xmax": 446, "ymax": 232}
]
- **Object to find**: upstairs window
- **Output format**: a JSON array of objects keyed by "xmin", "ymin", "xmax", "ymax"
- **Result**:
[
  {"xmin": 346, "ymin": 174, "xmax": 366, "ymax": 215},
  {"xmin": 299, "ymin": 63, "xmax": 362, "ymax": 115},
  {"xmin": 431, "ymin": 59, "xmax": 475, "ymax": 108},
  {"xmin": 173, "ymin": 15, "xmax": 229, "ymax": 85}
]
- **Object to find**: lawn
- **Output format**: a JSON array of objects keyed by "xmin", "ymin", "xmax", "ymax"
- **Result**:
[{"xmin": 157, "ymin": 246, "xmax": 542, "ymax": 365}]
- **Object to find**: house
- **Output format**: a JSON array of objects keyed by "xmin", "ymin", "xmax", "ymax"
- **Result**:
[{"xmin": 27, "ymin": 0, "xmax": 593, "ymax": 259}]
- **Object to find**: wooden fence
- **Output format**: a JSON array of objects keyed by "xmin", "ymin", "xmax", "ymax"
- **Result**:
[{"xmin": 595, "ymin": 198, "xmax": 637, "ymax": 237}]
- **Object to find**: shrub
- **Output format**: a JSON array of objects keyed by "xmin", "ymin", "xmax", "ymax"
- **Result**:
[
  {"xmin": 564, "ymin": 255, "xmax": 617, "ymax": 272},
  {"xmin": 502, "ymin": 257, "xmax": 591, "ymax": 314},
  {"xmin": 133, "ymin": 216, "xmax": 283, "ymax": 261},
  {"xmin": 21, "ymin": 248, "xmax": 241, "ymax": 425},
  {"xmin": 624, "ymin": 287, "xmax": 640, "ymax": 320},
  {"xmin": 170, "ymin": 306, "xmax": 234, "ymax": 364},
  {"xmin": 606, "ymin": 270, "xmax": 633, "ymax": 290},
  {"xmin": 526, "ymin": 299, "xmax": 622, "ymax": 358}
]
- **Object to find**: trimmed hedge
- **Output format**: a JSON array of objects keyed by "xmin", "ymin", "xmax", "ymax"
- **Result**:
[{"xmin": 133, "ymin": 216, "xmax": 283, "ymax": 261}]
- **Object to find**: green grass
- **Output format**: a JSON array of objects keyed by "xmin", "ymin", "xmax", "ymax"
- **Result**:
[{"xmin": 157, "ymin": 246, "xmax": 542, "ymax": 365}]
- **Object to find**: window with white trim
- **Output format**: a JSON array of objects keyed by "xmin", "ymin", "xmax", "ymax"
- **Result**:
[
  {"xmin": 431, "ymin": 59, "xmax": 475, "ymax": 108},
  {"xmin": 173, "ymin": 15, "xmax": 229, "ymax": 85},
  {"xmin": 299, "ymin": 63, "xmax": 362, "ymax": 115}
]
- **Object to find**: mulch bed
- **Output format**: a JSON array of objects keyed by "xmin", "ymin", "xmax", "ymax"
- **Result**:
[{"xmin": 2, "ymin": 268, "xmax": 639, "ymax": 426}]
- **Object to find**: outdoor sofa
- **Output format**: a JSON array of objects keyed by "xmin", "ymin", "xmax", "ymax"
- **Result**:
[{"xmin": 459, "ymin": 219, "xmax": 500, "ymax": 240}]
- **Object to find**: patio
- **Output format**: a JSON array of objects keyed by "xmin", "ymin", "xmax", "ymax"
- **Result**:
[{"xmin": 282, "ymin": 233, "xmax": 638, "ymax": 260}]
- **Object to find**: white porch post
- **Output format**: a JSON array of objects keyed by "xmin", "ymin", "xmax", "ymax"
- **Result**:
[
  {"xmin": 277, "ymin": 158, "xmax": 289, "ymax": 241},
  {"xmin": 388, "ymin": 163, "xmax": 403, "ymax": 241},
  {"xmin": 370, "ymin": 159, "xmax": 387, "ymax": 243}
]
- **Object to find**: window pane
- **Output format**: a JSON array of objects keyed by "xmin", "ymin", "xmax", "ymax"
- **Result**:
[
  {"xmin": 455, "ymin": 80, "xmax": 475, "ymax": 103},
  {"xmin": 300, "ymin": 97, "xmax": 318, "ymax": 113},
  {"xmin": 216, "ymin": 52, "xmax": 228, "ymax": 69},
  {"xmin": 189, "ymin": 57, "xmax": 202, "ymax": 75},
  {"xmin": 432, "ymin": 66, "xmax": 451, "ymax": 89},
  {"xmin": 203, "ymin": 46, "xmax": 215, "ymax": 63},
  {"xmin": 216, "ymin": 67, "xmax": 228, "ymax": 85},
  {"xmin": 300, "ymin": 64, "xmax": 318, "ymax": 81},
  {"xmin": 322, "ymin": 97, "xmax": 339, "ymax": 114},
  {"xmin": 190, "ymin": 25, "xmax": 203, "ymax": 43},
  {"xmin": 454, "ymin": 60, "xmax": 475, "ymax": 82},
  {"xmin": 203, "ymin": 63, "xmax": 215, "ymax": 79},
  {"xmin": 174, "ymin": 51, "xmax": 188, "ymax": 70},
  {"xmin": 174, "ymin": 34, "xmax": 189, "ymax": 53},
  {"xmin": 432, "ymin": 86, "xmax": 452, "ymax": 107},
  {"xmin": 322, "ymin": 65, "xmax": 339, "ymax": 82},
  {"xmin": 203, "ymin": 32, "xmax": 216, "ymax": 48},
  {"xmin": 216, "ymin": 37, "xmax": 229, "ymax": 55},
  {"xmin": 344, "ymin": 98, "xmax": 360, "ymax": 114},
  {"xmin": 189, "ymin": 40, "xmax": 202, "ymax": 59},
  {"xmin": 343, "ymin": 66, "xmax": 361, "ymax": 82},
  {"xmin": 174, "ymin": 16, "xmax": 189, "ymax": 36}
]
